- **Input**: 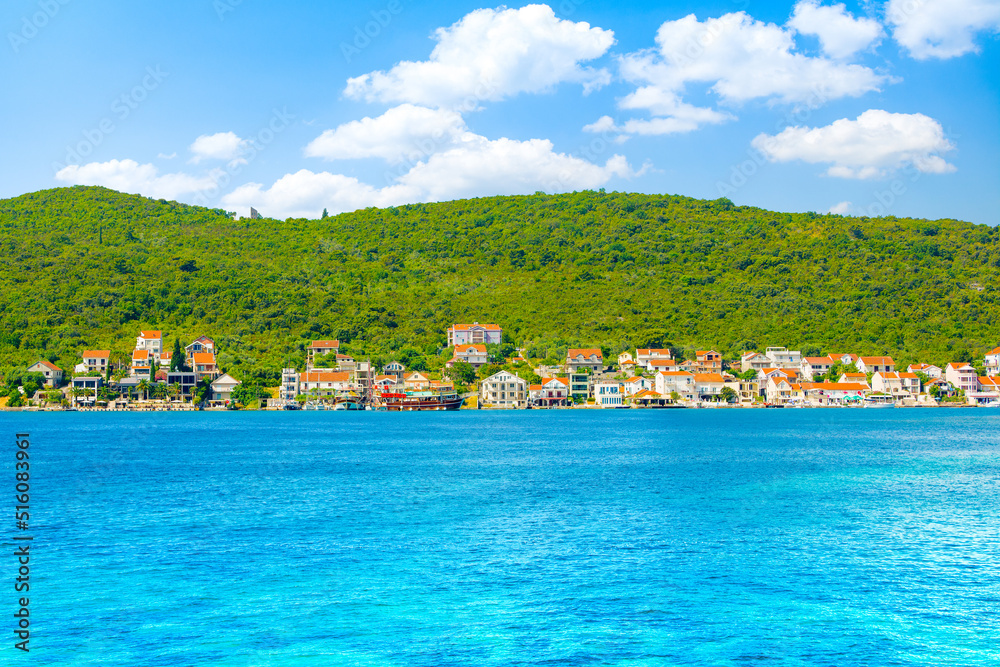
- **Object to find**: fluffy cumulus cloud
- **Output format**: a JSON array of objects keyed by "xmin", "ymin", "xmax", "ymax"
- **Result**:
[
  {"xmin": 886, "ymin": 0, "xmax": 1000, "ymax": 59},
  {"xmin": 606, "ymin": 11, "xmax": 889, "ymax": 136},
  {"xmin": 787, "ymin": 0, "xmax": 884, "ymax": 59},
  {"xmin": 304, "ymin": 104, "xmax": 470, "ymax": 164},
  {"xmin": 751, "ymin": 109, "xmax": 956, "ymax": 178},
  {"xmin": 827, "ymin": 201, "xmax": 853, "ymax": 214},
  {"xmin": 344, "ymin": 4, "xmax": 614, "ymax": 107},
  {"xmin": 189, "ymin": 131, "xmax": 248, "ymax": 164},
  {"xmin": 223, "ymin": 134, "xmax": 639, "ymax": 219},
  {"xmin": 55, "ymin": 159, "xmax": 222, "ymax": 199}
]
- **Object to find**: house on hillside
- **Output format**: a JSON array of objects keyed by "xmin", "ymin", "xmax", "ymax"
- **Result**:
[
  {"xmin": 856, "ymin": 356, "xmax": 895, "ymax": 374},
  {"xmin": 211, "ymin": 374, "xmax": 241, "ymax": 404},
  {"xmin": 838, "ymin": 372, "xmax": 870, "ymax": 388},
  {"xmin": 192, "ymin": 352, "xmax": 219, "ymax": 381},
  {"xmin": 27, "ymin": 360, "xmax": 63, "ymax": 387},
  {"xmin": 800, "ymin": 356, "xmax": 835, "ymax": 380},
  {"xmin": 872, "ymin": 371, "xmax": 920, "ymax": 399},
  {"xmin": 479, "ymin": 370, "xmax": 527, "ymax": 408},
  {"xmin": 694, "ymin": 351, "xmax": 722, "ymax": 373},
  {"xmin": 984, "ymin": 347, "xmax": 1000, "ymax": 377},
  {"xmin": 594, "ymin": 381, "xmax": 624, "ymax": 408},
  {"xmin": 81, "ymin": 350, "xmax": 111, "ymax": 374},
  {"xmin": 447, "ymin": 322, "xmax": 502, "ymax": 347},
  {"xmin": 740, "ymin": 352, "xmax": 771, "ymax": 373},
  {"xmin": 655, "ymin": 371, "xmax": 695, "ymax": 402},
  {"xmin": 566, "ymin": 349, "xmax": 603, "ymax": 372},
  {"xmin": 307, "ymin": 340, "xmax": 340, "ymax": 369},
  {"xmin": 907, "ymin": 363, "xmax": 942, "ymax": 379},
  {"xmin": 622, "ymin": 375, "xmax": 653, "ymax": 396},
  {"xmin": 403, "ymin": 371, "xmax": 431, "ymax": 391},
  {"xmin": 383, "ymin": 361, "xmax": 405, "ymax": 378},
  {"xmin": 136, "ymin": 330, "xmax": 163, "ymax": 362},
  {"xmin": 636, "ymin": 349, "xmax": 672, "ymax": 370},
  {"xmin": 449, "ymin": 344, "xmax": 489, "ymax": 368},
  {"xmin": 185, "ymin": 335, "xmax": 215, "ymax": 357},
  {"xmin": 765, "ymin": 347, "xmax": 801, "ymax": 367},
  {"xmin": 373, "ymin": 375, "xmax": 400, "ymax": 392}
]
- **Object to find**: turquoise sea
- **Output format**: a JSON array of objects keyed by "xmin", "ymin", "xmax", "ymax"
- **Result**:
[{"xmin": 3, "ymin": 410, "xmax": 999, "ymax": 665}]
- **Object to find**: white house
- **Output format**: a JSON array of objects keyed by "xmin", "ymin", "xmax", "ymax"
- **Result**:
[
  {"xmin": 530, "ymin": 377, "xmax": 569, "ymax": 407},
  {"xmin": 403, "ymin": 371, "xmax": 431, "ymax": 391},
  {"xmin": 479, "ymin": 370, "xmax": 527, "ymax": 408},
  {"xmin": 872, "ymin": 371, "xmax": 920, "ymax": 398},
  {"xmin": 622, "ymin": 376, "xmax": 653, "ymax": 396},
  {"xmin": 984, "ymin": 347, "xmax": 1000, "ymax": 377},
  {"xmin": 636, "ymin": 348, "xmax": 672, "ymax": 370},
  {"xmin": 856, "ymin": 356, "xmax": 895, "ymax": 374},
  {"xmin": 135, "ymin": 330, "xmax": 163, "ymax": 362},
  {"xmin": 211, "ymin": 373, "xmax": 241, "ymax": 403},
  {"xmin": 800, "ymin": 356, "xmax": 835, "ymax": 380},
  {"xmin": 81, "ymin": 350, "xmax": 111, "ymax": 373},
  {"xmin": 383, "ymin": 361, "xmax": 405, "ymax": 377},
  {"xmin": 449, "ymin": 344, "xmax": 489, "ymax": 368},
  {"xmin": 617, "ymin": 351, "xmax": 634, "ymax": 365},
  {"xmin": 694, "ymin": 373, "xmax": 726, "ymax": 400},
  {"xmin": 838, "ymin": 372, "xmax": 870, "ymax": 388},
  {"xmin": 307, "ymin": 339, "xmax": 340, "ymax": 369},
  {"xmin": 765, "ymin": 376, "xmax": 798, "ymax": 404},
  {"xmin": 299, "ymin": 370, "xmax": 354, "ymax": 398},
  {"xmin": 656, "ymin": 371, "xmax": 696, "ymax": 402},
  {"xmin": 27, "ymin": 360, "xmax": 63, "ymax": 387},
  {"xmin": 765, "ymin": 347, "xmax": 802, "ymax": 367},
  {"xmin": 566, "ymin": 348, "xmax": 603, "ymax": 372},
  {"xmin": 801, "ymin": 382, "xmax": 868, "ymax": 405},
  {"xmin": 184, "ymin": 335, "xmax": 215, "ymax": 357},
  {"xmin": 907, "ymin": 363, "xmax": 942, "ymax": 379},
  {"xmin": 593, "ymin": 381, "xmax": 624, "ymax": 408},
  {"xmin": 279, "ymin": 368, "xmax": 299, "ymax": 401},
  {"xmin": 447, "ymin": 322, "xmax": 502, "ymax": 347}
]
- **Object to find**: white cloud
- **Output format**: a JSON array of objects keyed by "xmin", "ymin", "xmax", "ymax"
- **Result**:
[
  {"xmin": 222, "ymin": 134, "xmax": 639, "ymax": 218},
  {"xmin": 751, "ymin": 109, "xmax": 956, "ymax": 178},
  {"xmin": 886, "ymin": 0, "xmax": 1000, "ymax": 59},
  {"xmin": 788, "ymin": 0, "xmax": 884, "ymax": 58},
  {"xmin": 157, "ymin": 152, "xmax": 177, "ymax": 160},
  {"xmin": 827, "ymin": 201, "xmax": 853, "ymax": 214},
  {"xmin": 304, "ymin": 104, "xmax": 470, "ymax": 164},
  {"xmin": 189, "ymin": 131, "xmax": 248, "ymax": 164},
  {"xmin": 344, "ymin": 4, "xmax": 614, "ymax": 108},
  {"xmin": 613, "ymin": 11, "xmax": 889, "ymax": 135},
  {"xmin": 55, "ymin": 159, "xmax": 223, "ymax": 200}
]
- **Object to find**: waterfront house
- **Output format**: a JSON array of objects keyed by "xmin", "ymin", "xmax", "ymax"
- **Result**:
[
  {"xmin": 622, "ymin": 375, "xmax": 653, "ymax": 396},
  {"xmin": 403, "ymin": 371, "xmax": 431, "ymax": 391},
  {"xmin": 856, "ymin": 356, "xmax": 895, "ymax": 374},
  {"xmin": 159, "ymin": 350, "xmax": 173, "ymax": 368},
  {"xmin": 872, "ymin": 371, "xmax": 921, "ymax": 399},
  {"xmin": 800, "ymin": 382, "xmax": 868, "ymax": 405},
  {"xmin": 299, "ymin": 370, "xmax": 353, "ymax": 398},
  {"xmin": 838, "ymin": 372, "xmax": 870, "ymax": 388},
  {"xmin": 530, "ymin": 377, "xmax": 569, "ymax": 407},
  {"xmin": 567, "ymin": 349, "xmax": 604, "ymax": 372},
  {"xmin": 479, "ymin": 370, "xmax": 527, "ymax": 408},
  {"xmin": 800, "ymin": 356, "xmax": 835, "ymax": 380},
  {"xmin": 907, "ymin": 363, "xmax": 942, "ymax": 379},
  {"xmin": 594, "ymin": 381, "xmax": 624, "ymax": 408},
  {"xmin": 655, "ymin": 371, "xmax": 695, "ymax": 402},
  {"xmin": 984, "ymin": 347, "xmax": 1000, "ymax": 377},
  {"xmin": 211, "ymin": 374, "xmax": 241, "ymax": 404},
  {"xmin": 131, "ymin": 348, "xmax": 152, "ymax": 375},
  {"xmin": 694, "ymin": 373, "xmax": 726, "ymax": 400},
  {"xmin": 27, "ymin": 360, "xmax": 63, "ymax": 387},
  {"xmin": 569, "ymin": 373, "xmax": 591, "ymax": 400},
  {"xmin": 136, "ymin": 330, "xmax": 163, "ymax": 362},
  {"xmin": 81, "ymin": 350, "xmax": 111, "ymax": 373},
  {"xmin": 968, "ymin": 376, "xmax": 1000, "ymax": 404},
  {"xmin": 944, "ymin": 363, "xmax": 978, "ymax": 394},
  {"xmin": 185, "ymin": 335, "xmax": 216, "ymax": 357},
  {"xmin": 166, "ymin": 371, "xmax": 198, "ymax": 397},
  {"xmin": 307, "ymin": 340, "xmax": 340, "ymax": 369},
  {"xmin": 636, "ymin": 348, "xmax": 672, "ymax": 370},
  {"xmin": 765, "ymin": 347, "xmax": 802, "ymax": 367},
  {"xmin": 449, "ymin": 344, "xmax": 489, "ymax": 369},
  {"xmin": 71, "ymin": 375, "xmax": 102, "ymax": 406},
  {"xmin": 279, "ymin": 368, "xmax": 299, "ymax": 401},
  {"xmin": 630, "ymin": 389, "xmax": 672, "ymax": 407},
  {"xmin": 447, "ymin": 322, "xmax": 502, "ymax": 347},
  {"xmin": 758, "ymin": 367, "xmax": 801, "ymax": 384},
  {"xmin": 765, "ymin": 376, "xmax": 796, "ymax": 404},
  {"xmin": 192, "ymin": 352, "xmax": 219, "ymax": 381}
]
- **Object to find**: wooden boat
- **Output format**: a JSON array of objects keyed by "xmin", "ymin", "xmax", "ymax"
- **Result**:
[{"xmin": 378, "ymin": 390, "xmax": 464, "ymax": 411}]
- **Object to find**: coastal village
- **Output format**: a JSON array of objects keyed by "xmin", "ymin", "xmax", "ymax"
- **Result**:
[{"xmin": 4, "ymin": 322, "xmax": 1000, "ymax": 410}]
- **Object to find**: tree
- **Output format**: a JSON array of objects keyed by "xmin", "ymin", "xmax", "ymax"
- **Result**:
[
  {"xmin": 321, "ymin": 208, "xmax": 329, "ymax": 219},
  {"xmin": 171, "ymin": 337, "xmax": 186, "ymax": 371},
  {"xmin": 478, "ymin": 363, "xmax": 502, "ymax": 379},
  {"xmin": 720, "ymin": 386, "xmax": 737, "ymax": 403},
  {"xmin": 448, "ymin": 361, "xmax": 476, "ymax": 385},
  {"xmin": 137, "ymin": 379, "xmax": 151, "ymax": 402}
]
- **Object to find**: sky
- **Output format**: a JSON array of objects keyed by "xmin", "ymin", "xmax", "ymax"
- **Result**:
[{"xmin": 2, "ymin": 0, "xmax": 998, "ymax": 224}]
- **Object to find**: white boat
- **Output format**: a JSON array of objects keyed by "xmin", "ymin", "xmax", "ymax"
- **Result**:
[{"xmin": 864, "ymin": 394, "xmax": 896, "ymax": 408}]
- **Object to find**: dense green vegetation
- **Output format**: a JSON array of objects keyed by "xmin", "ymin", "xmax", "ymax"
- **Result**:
[{"xmin": 1, "ymin": 185, "xmax": 998, "ymax": 380}]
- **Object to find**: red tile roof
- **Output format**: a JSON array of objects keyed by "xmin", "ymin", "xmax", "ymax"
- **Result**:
[
  {"xmin": 308, "ymin": 340, "xmax": 340, "ymax": 349},
  {"xmin": 454, "ymin": 344, "xmax": 487, "ymax": 355},
  {"xmin": 300, "ymin": 371, "xmax": 351, "ymax": 383},
  {"xmin": 568, "ymin": 348, "xmax": 603, "ymax": 359},
  {"xmin": 192, "ymin": 352, "xmax": 216, "ymax": 364},
  {"xmin": 139, "ymin": 330, "xmax": 162, "ymax": 339},
  {"xmin": 450, "ymin": 323, "xmax": 501, "ymax": 331},
  {"xmin": 82, "ymin": 350, "xmax": 110, "ymax": 358}
]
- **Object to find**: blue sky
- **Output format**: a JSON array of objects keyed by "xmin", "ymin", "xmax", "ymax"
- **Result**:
[{"xmin": 3, "ymin": 0, "xmax": 998, "ymax": 224}]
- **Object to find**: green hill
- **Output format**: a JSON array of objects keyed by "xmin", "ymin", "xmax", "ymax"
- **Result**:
[{"xmin": 1, "ymin": 185, "xmax": 998, "ymax": 378}]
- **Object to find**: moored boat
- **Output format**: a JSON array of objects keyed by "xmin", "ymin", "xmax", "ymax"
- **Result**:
[{"xmin": 379, "ymin": 390, "xmax": 464, "ymax": 411}]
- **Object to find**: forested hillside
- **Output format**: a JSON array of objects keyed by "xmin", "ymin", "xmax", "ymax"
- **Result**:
[{"xmin": 1, "ymin": 186, "xmax": 998, "ymax": 378}]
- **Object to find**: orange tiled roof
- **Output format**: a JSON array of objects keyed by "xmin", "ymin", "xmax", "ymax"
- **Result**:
[
  {"xmin": 568, "ymin": 348, "xmax": 603, "ymax": 358},
  {"xmin": 33, "ymin": 360, "xmax": 60, "ymax": 371},
  {"xmin": 454, "ymin": 344, "xmax": 487, "ymax": 354},
  {"xmin": 694, "ymin": 373, "xmax": 725, "ymax": 382},
  {"xmin": 139, "ymin": 330, "xmax": 162, "ymax": 339},
  {"xmin": 450, "ymin": 323, "xmax": 501, "ymax": 331},
  {"xmin": 308, "ymin": 340, "xmax": 340, "ymax": 349},
  {"xmin": 132, "ymin": 349, "xmax": 150, "ymax": 360},
  {"xmin": 859, "ymin": 356, "xmax": 894, "ymax": 365},
  {"xmin": 82, "ymin": 350, "xmax": 110, "ymax": 358},
  {"xmin": 192, "ymin": 352, "xmax": 215, "ymax": 364},
  {"xmin": 802, "ymin": 382, "xmax": 869, "ymax": 391},
  {"xmin": 637, "ymin": 348, "xmax": 672, "ymax": 356},
  {"xmin": 300, "ymin": 371, "xmax": 351, "ymax": 383}
]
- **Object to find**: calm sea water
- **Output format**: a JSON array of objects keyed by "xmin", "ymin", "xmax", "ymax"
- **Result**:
[{"xmin": 2, "ymin": 410, "xmax": 998, "ymax": 665}]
